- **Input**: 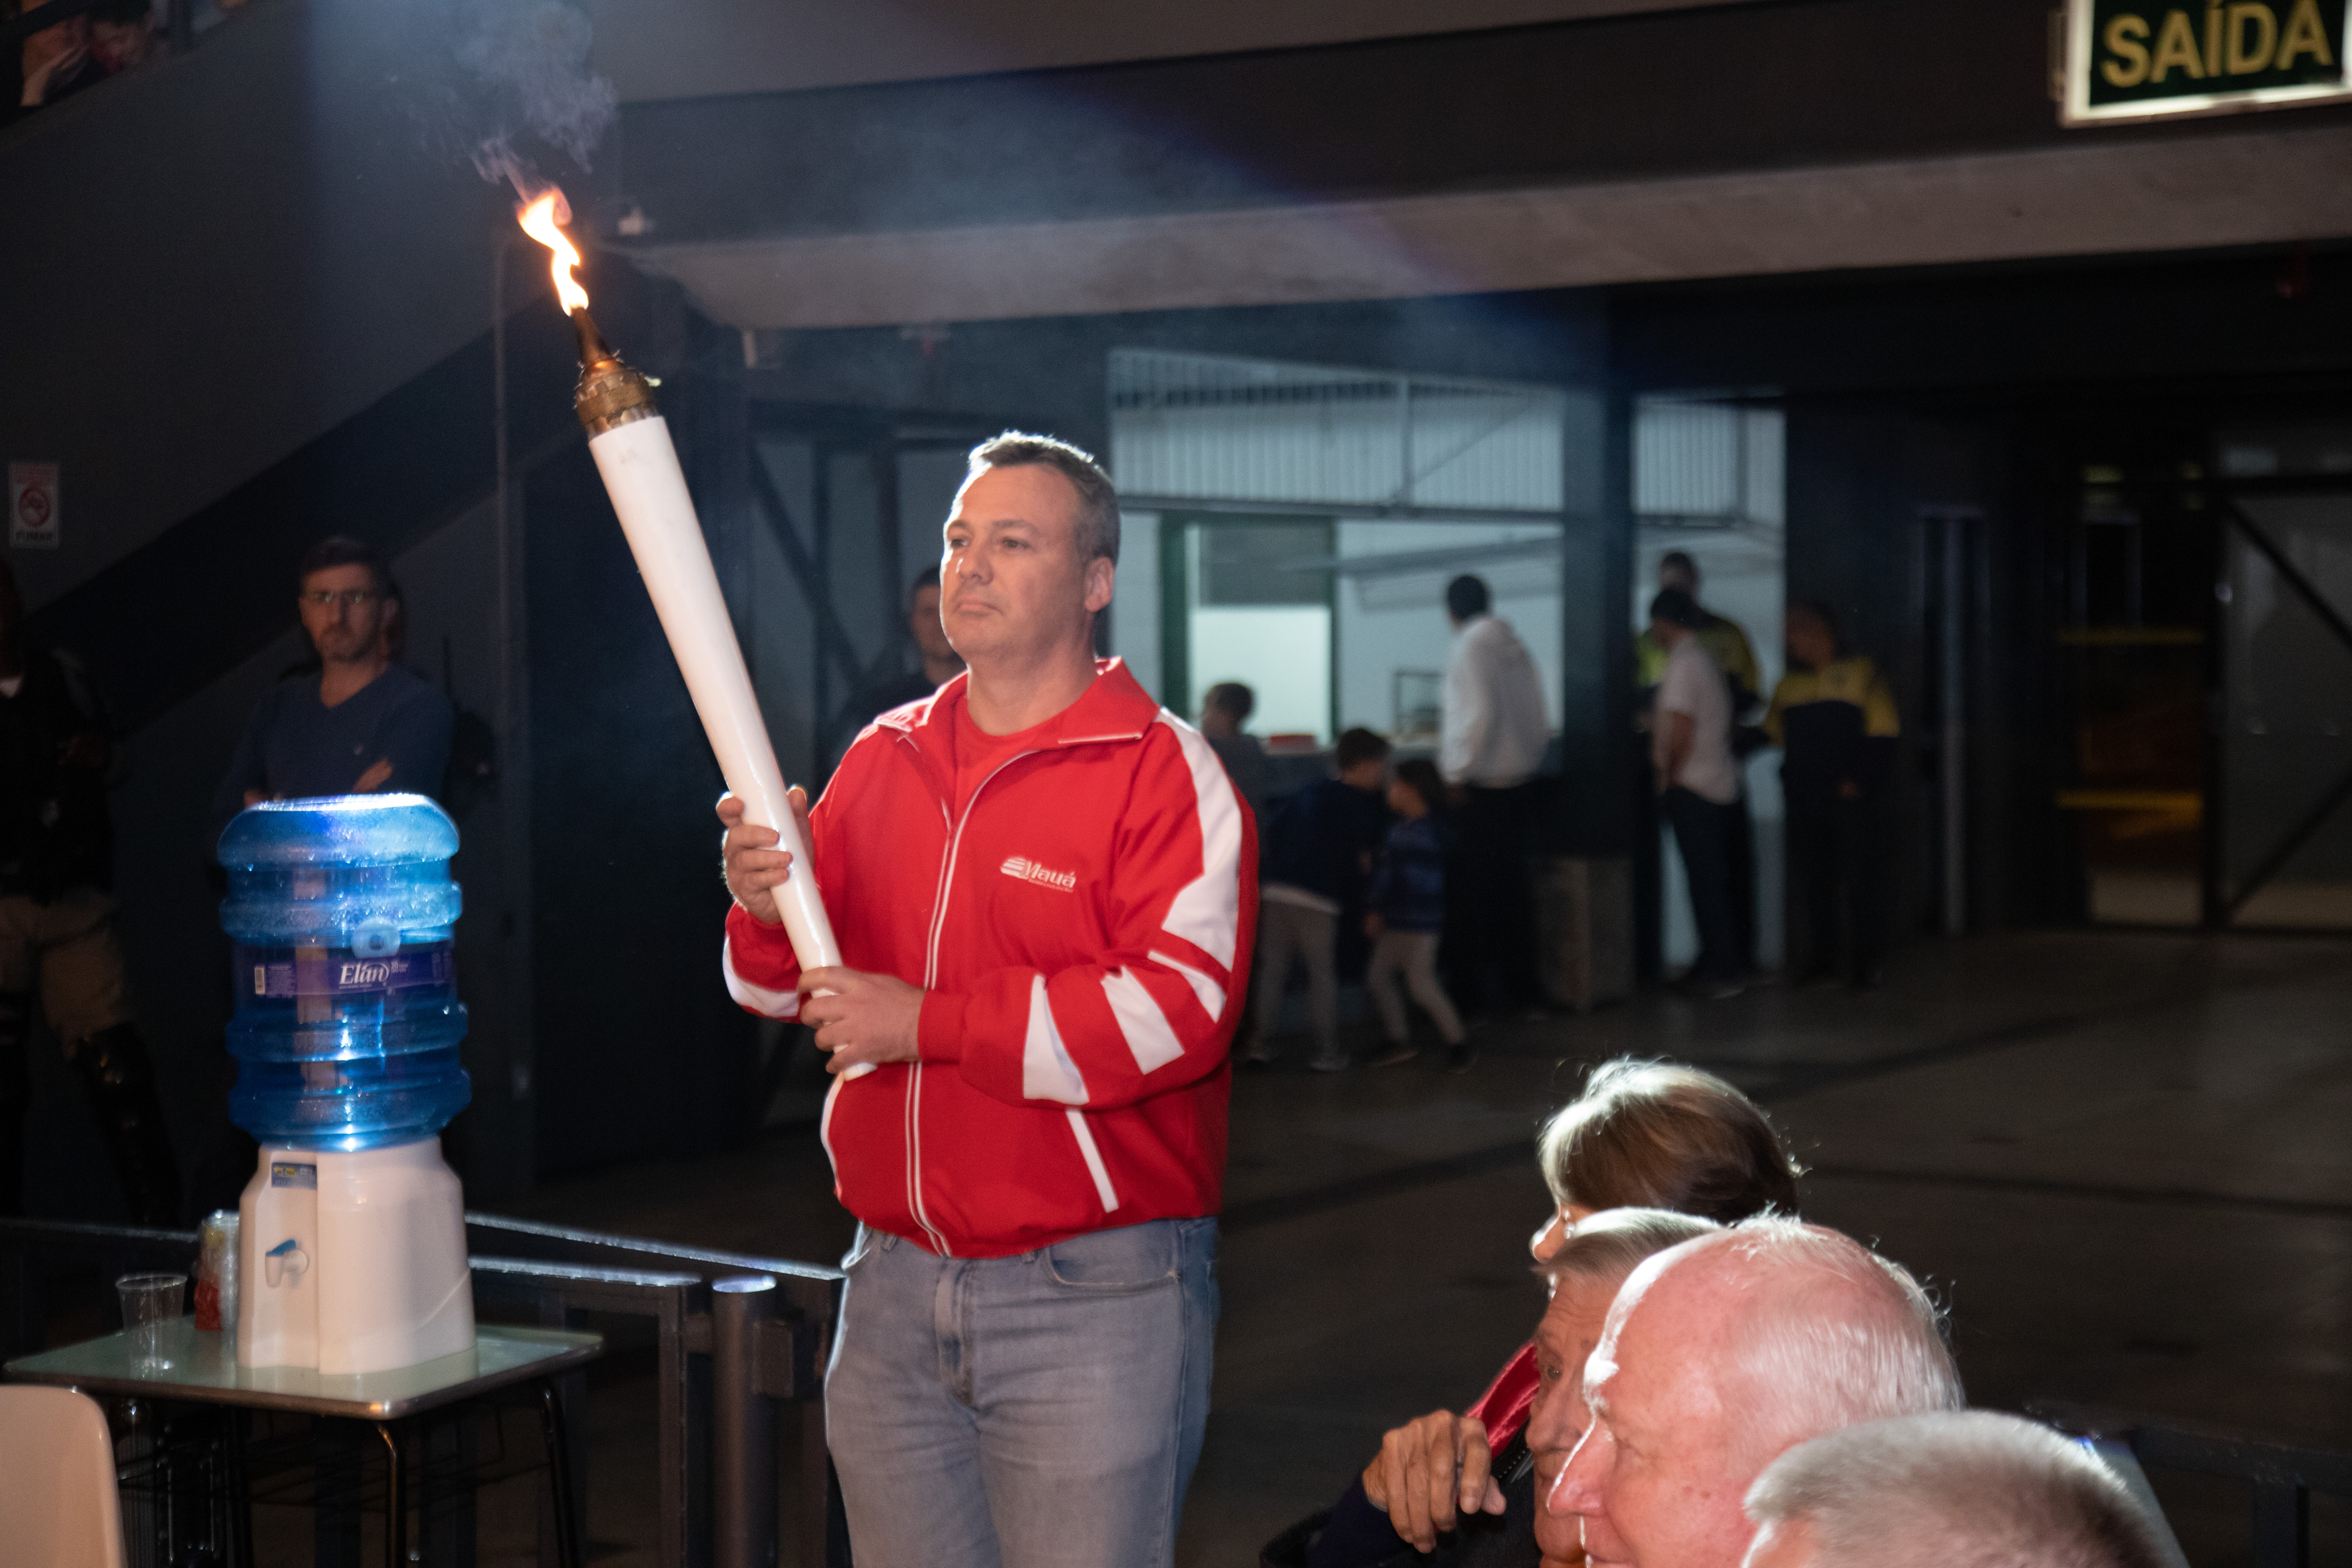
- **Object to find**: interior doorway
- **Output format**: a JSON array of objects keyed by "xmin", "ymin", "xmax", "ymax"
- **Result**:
[
  {"xmin": 2054, "ymin": 421, "xmax": 2352, "ymax": 931},
  {"xmin": 2054, "ymin": 449, "xmax": 2210, "ymax": 926}
]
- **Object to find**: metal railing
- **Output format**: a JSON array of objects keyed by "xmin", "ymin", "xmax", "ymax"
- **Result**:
[
  {"xmin": 464, "ymin": 1213, "xmax": 844, "ymax": 1568},
  {"xmin": 2037, "ymin": 1400, "xmax": 2352, "ymax": 1568},
  {"xmin": 0, "ymin": 1213, "xmax": 845, "ymax": 1568}
]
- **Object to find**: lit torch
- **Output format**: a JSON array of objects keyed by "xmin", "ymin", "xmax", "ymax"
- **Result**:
[{"xmin": 518, "ymin": 193, "xmax": 845, "ymax": 996}]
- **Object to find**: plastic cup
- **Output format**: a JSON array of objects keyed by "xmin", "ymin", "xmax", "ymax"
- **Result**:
[{"xmin": 116, "ymin": 1272, "xmax": 185, "ymax": 1371}]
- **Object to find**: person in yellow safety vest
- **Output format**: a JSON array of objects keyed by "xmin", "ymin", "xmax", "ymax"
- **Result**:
[
  {"xmin": 1759, "ymin": 600, "xmax": 1900, "ymax": 991},
  {"xmin": 1634, "ymin": 553, "xmax": 1762, "ymax": 712}
]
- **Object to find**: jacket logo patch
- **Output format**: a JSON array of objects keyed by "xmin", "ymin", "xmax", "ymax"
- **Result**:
[{"xmin": 1000, "ymin": 855, "xmax": 1078, "ymax": 893}]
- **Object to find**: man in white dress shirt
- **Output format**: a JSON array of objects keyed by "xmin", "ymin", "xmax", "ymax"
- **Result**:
[
  {"xmin": 1648, "ymin": 586, "xmax": 1744, "ymax": 998},
  {"xmin": 1438, "ymin": 574, "xmax": 1551, "ymax": 1021}
]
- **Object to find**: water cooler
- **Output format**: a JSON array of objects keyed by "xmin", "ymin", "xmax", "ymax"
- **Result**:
[{"xmin": 218, "ymin": 795, "xmax": 476, "ymax": 1375}]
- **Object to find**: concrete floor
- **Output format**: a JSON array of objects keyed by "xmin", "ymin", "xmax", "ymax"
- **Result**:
[{"xmin": 503, "ymin": 930, "xmax": 2352, "ymax": 1567}]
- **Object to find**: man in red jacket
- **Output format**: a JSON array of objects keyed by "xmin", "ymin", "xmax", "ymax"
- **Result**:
[{"xmin": 719, "ymin": 433, "xmax": 1256, "ymax": 1568}]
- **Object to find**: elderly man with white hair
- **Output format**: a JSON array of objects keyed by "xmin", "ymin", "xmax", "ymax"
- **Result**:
[
  {"xmin": 1549, "ymin": 1217, "xmax": 1963, "ymax": 1568},
  {"xmin": 1741, "ymin": 1411, "xmax": 2171, "ymax": 1568}
]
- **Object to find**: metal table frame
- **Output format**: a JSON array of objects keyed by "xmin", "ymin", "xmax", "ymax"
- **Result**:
[
  {"xmin": 7, "ymin": 1320, "xmax": 602, "ymax": 1568},
  {"xmin": 0, "ymin": 1213, "xmax": 848, "ymax": 1568}
]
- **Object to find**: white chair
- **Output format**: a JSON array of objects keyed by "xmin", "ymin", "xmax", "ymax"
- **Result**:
[{"xmin": 0, "ymin": 1385, "xmax": 127, "ymax": 1568}]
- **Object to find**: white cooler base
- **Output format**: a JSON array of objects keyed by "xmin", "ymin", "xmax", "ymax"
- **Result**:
[{"xmin": 236, "ymin": 1137, "xmax": 474, "ymax": 1375}]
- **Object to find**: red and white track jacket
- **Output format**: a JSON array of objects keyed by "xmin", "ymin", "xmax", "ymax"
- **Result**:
[{"xmin": 722, "ymin": 660, "xmax": 1258, "ymax": 1259}]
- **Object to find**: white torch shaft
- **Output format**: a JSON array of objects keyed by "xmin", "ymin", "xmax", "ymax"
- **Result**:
[{"xmin": 586, "ymin": 415, "xmax": 843, "ymax": 975}]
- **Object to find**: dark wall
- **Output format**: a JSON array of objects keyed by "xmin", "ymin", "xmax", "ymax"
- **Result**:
[
  {"xmin": 522, "ymin": 436, "xmax": 755, "ymax": 1175},
  {"xmin": 1611, "ymin": 246, "xmax": 2352, "ymax": 400},
  {"xmin": 0, "ymin": 0, "xmax": 597, "ymax": 615}
]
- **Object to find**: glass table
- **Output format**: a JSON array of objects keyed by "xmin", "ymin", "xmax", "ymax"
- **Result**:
[{"xmin": 8, "ymin": 1321, "xmax": 602, "ymax": 1567}]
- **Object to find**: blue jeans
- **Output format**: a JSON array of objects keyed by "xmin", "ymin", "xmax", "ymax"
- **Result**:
[{"xmin": 826, "ymin": 1216, "xmax": 1220, "ymax": 1568}]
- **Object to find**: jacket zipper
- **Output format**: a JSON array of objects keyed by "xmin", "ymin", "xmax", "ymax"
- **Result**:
[
  {"xmin": 904, "ymin": 743, "xmax": 1066, "ymax": 1255},
  {"xmin": 899, "ymin": 734, "xmax": 960, "ymax": 1255}
]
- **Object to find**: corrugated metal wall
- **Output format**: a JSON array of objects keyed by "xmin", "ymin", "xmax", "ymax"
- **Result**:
[{"xmin": 1109, "ymin": 349, "xmax": 1565, "ymax": 512}]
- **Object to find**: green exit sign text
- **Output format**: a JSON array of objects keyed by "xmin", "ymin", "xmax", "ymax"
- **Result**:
[{"xmin": 2064, "ymin": 0, "xmax": 2352, "ymax": 122}]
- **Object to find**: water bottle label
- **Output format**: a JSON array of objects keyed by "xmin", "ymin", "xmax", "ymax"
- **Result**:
[{"xmin": 239, "ymin": 942, "xmax": 454, "ymax": 999}]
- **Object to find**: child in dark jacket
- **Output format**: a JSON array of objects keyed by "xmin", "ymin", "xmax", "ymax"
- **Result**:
[
  {"xmin": 1246, "ymin": 728, "xmax": 1393, "ymax": 1071},
  {"xmin": 1364, "ymin": 760, "xmax": 1468, "ymax": 1070}
]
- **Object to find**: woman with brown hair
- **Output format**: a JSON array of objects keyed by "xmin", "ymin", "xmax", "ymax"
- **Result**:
[
  {"xmin": 1478, "ymin": 1059, "xmax": 1801, "ymax": 1456},
  {"xmin": 1527, "ymin": 1058, "xmax": 1801, "ymax": 1254}
]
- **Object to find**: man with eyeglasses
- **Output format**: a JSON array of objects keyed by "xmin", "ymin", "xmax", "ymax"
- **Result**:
[{"xmin": 213, "ymin": 537, "xmax": 453, "ymax": 828}]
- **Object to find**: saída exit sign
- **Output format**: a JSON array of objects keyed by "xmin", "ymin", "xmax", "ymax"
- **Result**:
[{"xmin": 2063, "ymin": 0, "xmax": 2352, "ymax": 123}]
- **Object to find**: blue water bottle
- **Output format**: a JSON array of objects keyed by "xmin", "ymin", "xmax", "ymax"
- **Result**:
[{"xmin": 217, "ymin": 794, "xmax": 472, "ymax": 1149}]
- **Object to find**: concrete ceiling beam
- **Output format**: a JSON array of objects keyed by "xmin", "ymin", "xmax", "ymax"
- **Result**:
[{"xmin": 618, "ymin": 126, "xmax": 2352, "ymax": 330}]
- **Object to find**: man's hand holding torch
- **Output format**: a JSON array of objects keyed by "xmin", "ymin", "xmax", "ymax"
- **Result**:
[{"xmin": 718, "ymin": 792, "xmax": 919, "ymax": 1075}]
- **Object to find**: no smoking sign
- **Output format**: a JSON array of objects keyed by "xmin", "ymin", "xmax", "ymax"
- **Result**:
[{"xmin": 9, "ymin": 462, "xmax": 59, "ymax": 550}]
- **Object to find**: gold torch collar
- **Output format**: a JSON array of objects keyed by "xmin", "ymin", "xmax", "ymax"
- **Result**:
[{"xmin": 571, "ymin": 309, "xmax": 659, "ymax": 437}]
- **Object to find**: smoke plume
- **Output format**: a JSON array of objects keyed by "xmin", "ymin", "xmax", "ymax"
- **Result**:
[
  {"xmin": 458, "ymin": 1, "xmax": 616, "ymax": 172},
  {"xmin": 403, "ymin": 0, "xmax": 616, "ymax": 196}
]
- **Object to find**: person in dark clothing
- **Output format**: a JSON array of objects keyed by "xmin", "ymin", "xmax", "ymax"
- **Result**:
[
  {"xmin": 1273, "ymin": 1420, "xmax": 1539, "ymax": 1568},
  {"xmin": 1201, "ymin": 681, "xmax": 1273, "ymax": 1049},
  {"xmin": 0, "ymin": 561, "xmax": 181, "ymax": 1225},
  {"xmin": 212, "ymin": 538, "xmax": 455, "ymax": 830},
  {"xmin": 1200, "ymin": 680, "xmax": 1269, "ymax": 822},
  {"xmin": 1246, "ymin": 727, "xmax": 1391, "ymax": 1071},
  {"xmin": 1261, "ymin": 1209, "xmax": 1719, "ymax": 1568},
  {"xmin": 825, "ymin": 568, "xmax": 968, "ymax": 775},
  {"xmin": 1762, "ymin": 601, "xmax": 1900, "ymax": 991},
  {"xmin": 1364, "ymin": 759, "xmax": 1467, "ymax": 1071}
]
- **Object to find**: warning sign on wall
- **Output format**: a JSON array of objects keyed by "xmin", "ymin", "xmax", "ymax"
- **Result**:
[{"xmin": 9, "ymin": 463, "xmax": 59, "ymax": 550}]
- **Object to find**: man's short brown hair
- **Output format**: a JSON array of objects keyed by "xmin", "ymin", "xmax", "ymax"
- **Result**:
[
  {"xmin": 969, "ymin": 432, "xmax": 1121, "ymax": 565},
  {"xmin": 1203, "ymin": 682, "xmax": 1255, "ymax": 723},
  {"xmin": 298, "ymin": 536, "xmax": 390, "ymax": 596}
]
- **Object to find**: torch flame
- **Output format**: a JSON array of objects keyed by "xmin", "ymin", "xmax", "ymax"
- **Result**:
[{"xmin": 518, "ymin": 190, "xmax": 589, "ymax": 314}]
